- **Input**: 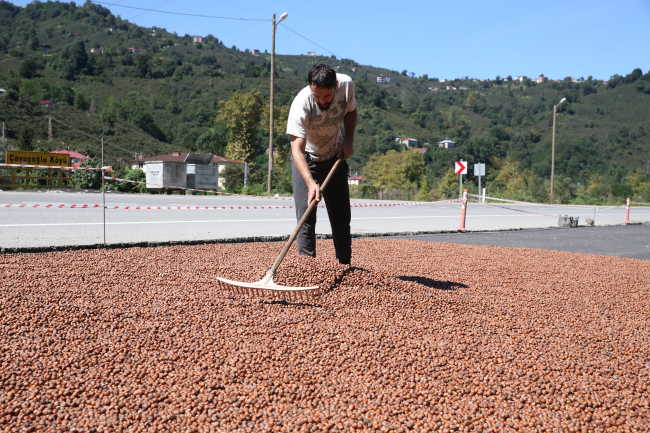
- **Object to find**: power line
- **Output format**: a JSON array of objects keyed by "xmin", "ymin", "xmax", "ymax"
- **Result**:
[
  {"xmin": 279, "ymin": 24, "xmax": 339, "ymax": 58},
  {"xmin": 92, "ymin": 1, "xmax": 267, "ymax": 21},
  {"xmin": 50, "ymin": 117, "xmax": 136, "ymax": 156}
]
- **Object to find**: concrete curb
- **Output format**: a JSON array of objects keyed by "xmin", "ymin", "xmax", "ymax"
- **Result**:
[{"xmin": 3, "ymin": 221, "xmax": 648, "ymax": 255}]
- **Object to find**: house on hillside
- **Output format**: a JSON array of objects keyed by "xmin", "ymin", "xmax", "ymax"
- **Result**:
[
  {"xmin": 351, "ymin": 67, "xmax": 357, "ymax": 72},
  {"xmin": 128, "ymin": 47, "xmax": 141, "ymax": 54},
  {"xmin": 428, "ymin": 87, "xmax": 440, "ymax": 91},
  {"xmin": 438, "ymin": 138, "xmax": 455, "ymax": 149},
  {"xmin": 535, "ymin": 75, "xmax": 547, "ymax": 84},
  {"xmin": 348, "ymin": 173, "xmax": 367, "ymax": 186},
  {"xmin": 396, "ymin": 137, "xmax": 420, "ymax": 148},
  {"xmin": 193, "ymin": 36, "xmax": 203, "ymax": 43},
  {"xmin": 251, "ymin": 49, "xmax": 260, "ymax": 55},
  {"xmin": 446, "ymin": 85, "xmax": 457, "ymax": 90},
  {"xmin": 307, "ymin": 51, "xmax": 315, "ymax": 56},
  {"xmin": 131, "ymin": 152, "xmax": 244, "ymax": 190},
  {"xmin": 377, "ymin": 75, "xmax": 390, "ymax": 83},
  {"xmin": 91, "ymin": 47, "xmax": 104, "ymax": 54},
  {"xmin": 39, "ymin": 101, "xmax": 56, "ymax": 109},
  {"xmin": 50, "ymin": 149, "xmax": 90, "ymax": 168}
]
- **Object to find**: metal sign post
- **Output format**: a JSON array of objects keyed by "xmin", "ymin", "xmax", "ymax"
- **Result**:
[
  {"xmin": 474, "ymin": 163, "xmax": 485, "ymax": 201},
  {"xmin": 455, "ymin": 160, "xmax": 467, "ymax": 199},
  {"xmin": 102, "ymin": 138, "xmax": 105, "ymax": 246}
]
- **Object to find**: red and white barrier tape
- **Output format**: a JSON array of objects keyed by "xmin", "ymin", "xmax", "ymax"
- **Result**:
[
  {"xmin": 104, "ymin": 176, "xmax": 463, "ymax": 206},
  {"xmin": 1, "ymin": 164, "xmax": 113, "ymax": 171},
  {"xmin": 2, "ymin": 198, "xmax": 461, "ymax": 210},
  {"xmin": 483, "ymin": 202, "xmax": 563, "ymax": 218},
  {"xmin": 103, "ymin": 176, "xmax": 294, "ymax": 200},
  {"xmin": 3, "ymin": 203, "xmax": 309, "ymax": 210},
  {"xmin": 469, "ymin": 194, "xmax": 598, "ymax": 210}
]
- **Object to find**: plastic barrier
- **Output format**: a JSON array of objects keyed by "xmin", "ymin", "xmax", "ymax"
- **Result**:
[
  {"xmin": 458, "ymin": 189, "xmax": 468, "ymax": 231},
  {"xmin": 625, "ymin": 197, "xmax": 630, "ymax": 223}
]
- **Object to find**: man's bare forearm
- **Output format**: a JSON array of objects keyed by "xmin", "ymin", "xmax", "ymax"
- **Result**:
[
  {"xmin": 291, "ymin": 136, "xmax": 315, "ymax": 187},
  {"xmin": 343, "ymin": 109, "xmax": 357, "ymax": 141}
]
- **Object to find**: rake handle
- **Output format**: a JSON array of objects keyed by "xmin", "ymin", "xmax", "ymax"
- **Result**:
[{"xmin": 270, "ymin": 158, "xmax": 343, "ymax": 273}]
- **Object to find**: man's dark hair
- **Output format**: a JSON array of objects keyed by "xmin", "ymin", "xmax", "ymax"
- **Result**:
[{"xmin": 308, "ymin": 64, "xmax": 337, "ymax": 89}]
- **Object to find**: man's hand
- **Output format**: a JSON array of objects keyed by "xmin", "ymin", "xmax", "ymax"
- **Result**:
[
  {"xmin": 307, "ymin": 180, "xmax": 322, "ymax": 205},
  {"xmin": 337, "ymin": 136, "xmax": 354, "ymax": 160}
]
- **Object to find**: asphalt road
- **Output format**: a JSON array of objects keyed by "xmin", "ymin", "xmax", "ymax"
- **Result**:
[
  {"xmin": 1, "ymin": 191, "xmax": 648, "ymax": 252},
  {"xmin": 385, "ymin": 224, "xmax": 650, "ymax": 260}
]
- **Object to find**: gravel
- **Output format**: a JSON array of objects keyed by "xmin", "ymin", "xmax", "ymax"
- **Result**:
[{"xmin": 1, "ymin": 239, "xmax": 649, "ymax": 432}]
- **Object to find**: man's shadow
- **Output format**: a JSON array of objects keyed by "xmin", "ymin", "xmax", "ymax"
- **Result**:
[{"xmin": 397, "ymin": 276, "xmax": 467, "ymax": 291}]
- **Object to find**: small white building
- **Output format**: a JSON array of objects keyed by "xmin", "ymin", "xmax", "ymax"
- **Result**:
[
  {"xmin": 307, "ymin": 51, "xmax": 315, "ymax": 56},
  {"xmin": 348, "ymin": 173, "xmax": 367, "ymax": 186},
  {"xmin": 377, "ymin": 75, "xmax": 391, "ymax": 83},
  {"xmin": 251, "ymin": 49, "xmax": 260, "ymax": 55},
  {"xmin": 193, "ymin": 36, "xmax": 203, "ymax": 43},
  {"xmin": 438, "ymin": 138, "xmax": 455, "ymax": 149},
  {"xmin": 396, "ymin": 137, "xmax": 420, "ymax": 148},
  {"xmin": 131, "ymin": 152, "xmax": 244, "ymax": 190}
]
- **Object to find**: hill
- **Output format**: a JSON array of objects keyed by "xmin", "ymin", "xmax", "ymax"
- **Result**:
[{"xmin": 1, "ymin": 1, "xmax": 649, "ymax": 202}]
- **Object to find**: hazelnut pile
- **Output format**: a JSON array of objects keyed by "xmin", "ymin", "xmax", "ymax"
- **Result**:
[{"xmin": 1, "ymin": 239, "xmax": 649, "ymax": 432}]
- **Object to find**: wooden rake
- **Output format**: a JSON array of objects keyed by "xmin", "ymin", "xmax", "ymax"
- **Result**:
[{"xmin": 217, "ymin": 159, "xmax": 342, "ymax": 301}]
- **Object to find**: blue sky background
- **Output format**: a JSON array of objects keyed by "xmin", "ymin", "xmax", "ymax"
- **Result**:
[{"xmin": 13, "ymin": 0, "xmax": 650, "ymax": 81}]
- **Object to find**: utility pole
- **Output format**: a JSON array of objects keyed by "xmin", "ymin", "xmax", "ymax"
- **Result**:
[
  {"xmin": 268, "ymin": 11, "xmax": 288, "ymax": 195},
  {"xmin": 551, "ymin": 105, "xmax": 556, "ymax": 204},
  {"xmin": 550, "ymin": 98, "xmax": 566, "ymax": 204},
  {"xmin": 268, "ymin": 13, "xmax": 276, "ymax": 195}
]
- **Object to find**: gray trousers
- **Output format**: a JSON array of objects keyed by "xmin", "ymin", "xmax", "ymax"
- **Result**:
[{"xmin": 291, "ymin": 155, "xmax": 352, "ymax": 263}]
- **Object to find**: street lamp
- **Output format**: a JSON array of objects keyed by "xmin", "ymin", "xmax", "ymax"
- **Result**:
[
  {"xmin": 268, "ymin": 11, "xmax": 288, "ymax": 194},
  {"xmin": 550, "ymin": 97, "xmax": 566, "ymax": 204}
]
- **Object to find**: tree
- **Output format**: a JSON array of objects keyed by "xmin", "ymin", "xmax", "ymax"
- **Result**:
[
  {"xmin": 409, "ymin": 111, "xmax": 426, "ymax": 128},
  {"xmin": 133, "ymin": 55, "xmax": 150, "ymax": 78},
  {"xmin": 363, "ymin": 150, "xmax": 425, "ymax": 189},
  {"xmin": 74, "ymin": 92, "xmax": 89, "ymax": 111},
  {"xmin": 465, "ymin": 91, "xmax": 478, "ymax": 111},
  {"xmin": 196, "ymin": 126, "xmax": 228, "ymax": 155},
  {"xmin": 19, "ymin": 58, "xmax": 37, "ymax": 79},
  {"xmin": 262, "ymin": 104, "xmax": 291, "ymax": 167},
  {"xmin": 19, "ymin": 126, "xmax": 34, "ymax": 151},
  {"xmin": 216, "ymin": 90, "xmax": 263, "ymax": 163}
]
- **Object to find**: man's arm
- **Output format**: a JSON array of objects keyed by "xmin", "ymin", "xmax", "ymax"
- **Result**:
[
  {"xmin": 338, "ymin": 108, "xmax": 357, "ymax": 160},
  {"xmin": 291, "ymin": 135, "xmax": 321, "ymax": 204}
]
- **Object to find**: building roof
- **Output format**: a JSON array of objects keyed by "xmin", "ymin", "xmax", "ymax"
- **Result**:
[
  {"xmin": 51, "ymin": 149, "xmax": 89, "ymax": 159},
  {"xmin": 132, "ymin": 152, "xmax": 244, "ymax": 164},
  {"xmin": 348, "ymin": 175, "xmax": 364, "ymax": 180},
  {"xmin": 39, "ymin": 100, "xmax": 54, "ymax": 104}
]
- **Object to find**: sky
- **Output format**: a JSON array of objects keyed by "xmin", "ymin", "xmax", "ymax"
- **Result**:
[{"xmin": 12, "ymin": 0, "xmax": 650, "ymax": 81}]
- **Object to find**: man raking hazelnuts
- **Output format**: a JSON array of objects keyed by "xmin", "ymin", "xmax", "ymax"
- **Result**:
[{"xmin": 216, "ymin": 64, "xmax": 356, "ymax": 298}]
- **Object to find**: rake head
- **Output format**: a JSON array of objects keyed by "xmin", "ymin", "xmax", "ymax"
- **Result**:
[{"xmin": 216, "ymin": 271, "xmax": 324, "ymax": 302}]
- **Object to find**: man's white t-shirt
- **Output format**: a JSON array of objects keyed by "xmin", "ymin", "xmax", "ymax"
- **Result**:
[{"xmin": 286, "ymin": 73, "xmax": 356, "ymax": 162}]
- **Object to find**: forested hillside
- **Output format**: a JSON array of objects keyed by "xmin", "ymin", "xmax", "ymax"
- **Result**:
[{"xmin": 1, "ymin": 1, "xmax": 649, "ymax": 203}]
